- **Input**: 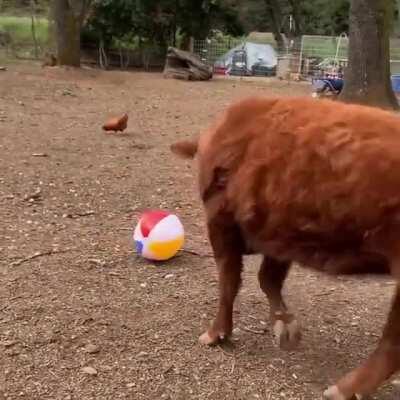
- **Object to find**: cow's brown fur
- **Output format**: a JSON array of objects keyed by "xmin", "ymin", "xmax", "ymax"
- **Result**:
[{"xmin": 171, "ymin": 96, "xmax": 400, "ymax": 399}]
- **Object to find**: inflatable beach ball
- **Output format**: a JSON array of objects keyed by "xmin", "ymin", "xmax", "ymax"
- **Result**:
[{"xmin": 133, "ymin": 210, "xmax": 184, "ymax": 261}]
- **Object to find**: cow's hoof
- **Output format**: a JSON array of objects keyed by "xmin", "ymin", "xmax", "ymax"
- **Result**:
[
  {"xmin": 323, "ymin": 385, "xmax": 362, "ymax": 400},
  {"xmin": 272, "ymin": 316, "xmax": 301, "ymax": 350},
  {"xmin": 199, "ymin": 330, "xmax": 227, "ymax": 346}
]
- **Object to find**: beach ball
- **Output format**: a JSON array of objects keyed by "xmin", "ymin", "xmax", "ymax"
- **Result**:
[{"xmin": 133, "ymin": 210, "xmax": 184, "ymax": 261}]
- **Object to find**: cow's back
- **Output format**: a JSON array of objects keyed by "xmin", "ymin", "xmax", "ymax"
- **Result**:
[{"xmin": 198, "ymin": 96, "xmax": 400, "ymax": 245}]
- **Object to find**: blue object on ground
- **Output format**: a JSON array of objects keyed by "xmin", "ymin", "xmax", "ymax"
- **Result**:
[
  {"xmin": 312, "ymin": 78, "xmax": 344, "ymax": 94},
  {"xmin": 391, "ymin": 74, "xmax": 400, "ymax": 93}
]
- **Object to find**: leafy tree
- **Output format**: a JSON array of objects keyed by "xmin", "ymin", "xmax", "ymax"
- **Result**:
[
  {"xmin": 228, "ymin": 0, "xmax": 351, "ymax": 38},
  {"xmin": 83, "ymin": 0, "xmax": 243, "ymax": 51},
  {"xmin": 177, "ymin": 0, "xmax": 243, "ymax": 48},
  {"xmin": 82, "ymin": 0, "xmax": 139, "ymax": 48}
]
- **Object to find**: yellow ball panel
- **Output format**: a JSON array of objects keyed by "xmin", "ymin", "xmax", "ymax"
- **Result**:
[{"xmin": 148, "ymin": 236, "xmax": 184, "ymax": 260}]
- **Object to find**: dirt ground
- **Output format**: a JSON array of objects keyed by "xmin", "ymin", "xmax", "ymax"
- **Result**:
[{"xmin": 0, "ymin": 63, "xmax": 399, "ymax": 400}]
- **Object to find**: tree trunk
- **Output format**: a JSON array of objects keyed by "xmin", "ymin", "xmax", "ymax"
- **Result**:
[
  {"xmin": 180, "ymin": 34, "xmax": 191, "ymax": 51},
  {"xmin": 53, "ymin": 0, "xmax": 83, "ymax": 67},
  {"xmin": 265, "ymin": 0, "xmax": 286, "ymax": 52},
  {"xmin": 47, "ymin": 3, "xmax": 56, "ymax": 52},
  {"xmin": 287, "ymin": 0, "xmax": 303, "ymax": 37},
  {"xmin": 340, "ymin": 0, "xmax": 398, "ymax": 109}
]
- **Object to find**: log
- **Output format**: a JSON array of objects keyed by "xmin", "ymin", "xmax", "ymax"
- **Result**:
[{"xmin": 163, "ymin": 46, "xmax": 213, "ymax": 81}]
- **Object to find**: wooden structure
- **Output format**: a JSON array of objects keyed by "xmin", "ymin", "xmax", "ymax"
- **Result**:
[{"xmin": 163, "ymin": 47, "xmax": 213, "ymax": 81}]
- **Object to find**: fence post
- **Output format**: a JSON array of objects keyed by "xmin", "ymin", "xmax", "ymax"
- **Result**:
[
  {"xmin": 297, "ymin": 36, "xmax": 304, "ymax": 75},
  {"xmin": 189, "ymin": 37, "xmax": 194, "ymax": 53},
  {"xmin": 30, "ymin": 0, "xmax": 39, "ymax": 59}
]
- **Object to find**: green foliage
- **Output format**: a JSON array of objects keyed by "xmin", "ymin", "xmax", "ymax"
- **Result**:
[
  {"xmin": 82, "ymin": 0, "xmax": 138, "ymax": 47},
  {"xmin": 176, "ymin": 0, "xmax": 243, "ymax": 40},
  {"xmin": 226, "ymin": 0, "xmax": 350, "ymax": 36},
  {"xmin": 302, "ymin": 0, "xmax": 349, "ymax": 35},
  {"xmin": 0, "ymin": 0, "xmax": 50, "ymax": 16},
  {"xmin": 82, "ymin": 0, "xmax": 244, "ymax": 49},
  {"xmin": 0, "ymin": 15, "xmax": 48, "ymax": 44}
]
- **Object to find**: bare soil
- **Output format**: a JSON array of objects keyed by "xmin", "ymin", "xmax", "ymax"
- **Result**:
[{"xmin": 0, "ymin": 63, "xmax": 399, "ymax": 400}]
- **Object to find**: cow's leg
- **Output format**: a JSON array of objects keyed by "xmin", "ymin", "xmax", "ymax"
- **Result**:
[
  {"xmin": 199, "ymin": 221, "xmax": 243, "ymax": 346},
  {"xmin": 258, "ymin": 256, "xmax": 301, "ymax": 350},
  {"xmin": 324, "ymin": 283, "xmax": 400, "ymax": 400}
]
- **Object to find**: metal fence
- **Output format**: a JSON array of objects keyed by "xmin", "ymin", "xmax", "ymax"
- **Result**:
[
  {"xmin": 0, "ymin": 15, "xmax": 48, "ymax": 61},
  {"xmin": 193, "ymin": 33, "xmax": 400, "ymax": 79},
  {"xmin": 192, "ymin": 37, "xmax": 243, "ymax": 67},
  {"xmin": 2, "ymin": 25, "xmax": 400, "ymax": 76}
]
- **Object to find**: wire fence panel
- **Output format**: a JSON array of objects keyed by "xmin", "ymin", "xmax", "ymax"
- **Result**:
[
  {"xmin": 0, "ymin": 14, "xmax": 49, "ymax": 60},
  {"xmin": 193, "ymin": 37, "xmax": 244, "ymax": 66},
  {"xmin": 301, "ymin": 34, "xmax": 349, "ymax": 60},
  {"xmin": 194, "ymin": 34, "xmax": 400, "ymax": 80}
]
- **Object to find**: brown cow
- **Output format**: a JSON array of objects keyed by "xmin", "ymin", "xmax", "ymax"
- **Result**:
[{"xmin": 171, "ymin": 96, "xmax": 400, "ymax": 400}]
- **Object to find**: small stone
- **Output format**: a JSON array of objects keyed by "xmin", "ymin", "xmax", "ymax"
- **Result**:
[
  {"xmin": 85, "ymin": 344, "xmax": 100, "ymax": 354},
  {"xmin": 126, "ymin": 383, "xmax": 135, "ymax": 388},
  {"xmin": 232, "ymin": 327, "xmax": 241, "ymax": 335},
  {"xmin": 384, "ymin": 281, "xmax": 396, "ymax": 286},
  {"xmin": 140, "ymin": 283, "xmax": 147, "ymax": 288},
  {"xmin": 82, "ymin": 366, "xmax": 97, "ymax": 376},
  {"xmin": 2, "ymin": 340, "xmax": 18, "ymax": 347},
  {"xmin": 137, "ymin": 351, "xmax": 148, "ymax": 358},
  {"xmin": 334, "ymin": 336, "xmax": 341, "ymax": 344},
  {"xmin": 164, "ymin": 274, "xmax": 174, "ymax": 279},
  {"xmin": 23, "ymin": 188, "xmax": 41, "ymax": 202},
  {"xmin": 88, "ymin": 259, "xmax": 106, "ymax": 267},
  {"xmin": 6, "ymin": 349, "xmax": 20, "ymax": 356},
  {"xmin": 32, "ymin": 153, "xmax": 48, "ymax": 157}
]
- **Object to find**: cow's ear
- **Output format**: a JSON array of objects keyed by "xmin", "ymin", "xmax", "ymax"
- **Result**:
[{"xmin": 170, "ymin": 139, "xmax": 198, "ymax": 159}]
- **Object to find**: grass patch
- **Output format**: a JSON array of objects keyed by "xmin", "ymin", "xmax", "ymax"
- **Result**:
[
  {"xmin": 0, "ymin": 15, "xmax": 48, "ymax": 46},
  {"xmin": 302, "ymin": 35, "xmax": 400, "ymax": 63}
]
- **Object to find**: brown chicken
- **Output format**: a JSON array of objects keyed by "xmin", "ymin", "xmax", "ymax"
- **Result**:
[{"xmin": 102, "ymin": 113, "xmax": 128, "ymax": 133}]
